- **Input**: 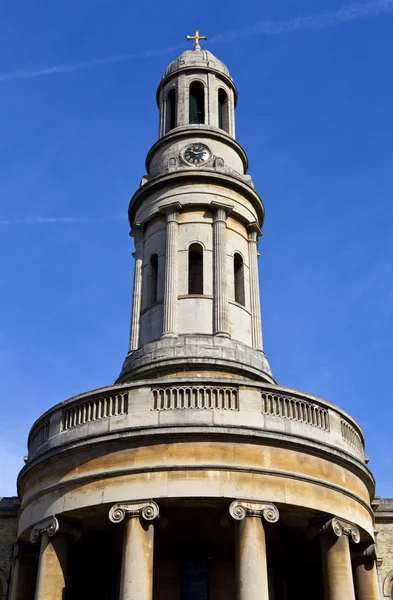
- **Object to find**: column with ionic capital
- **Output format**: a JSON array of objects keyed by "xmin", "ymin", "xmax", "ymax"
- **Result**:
[
  {"xmin": 353, "ymin": 543, "xmax": 380, "ymax": 600},
  {"xmin": 30, "ymin": 516, "xmax": 81, "ymax": 600},
  {"xmin": 247, "ymin": 222, "xmax": 263, "ymax": 350},
  {"xmin": 211, "ymin": 202, "xmax": 232, "ymax": 337},
  {"xmin": 309, "ymin": 517, "xmax": 360, "ymax": 600},
  {"xmin": 109, "ymin": 500, "xmax": 160, "ymax": 600},
  {"xmin": 161, "ymin": 203, "xmax": 181, "ymax": 338},
  {"xmin": 129, "ymin": 224, "xmax": 144, "ymax": 351},
  {"xmin": 229, "ymin": 500, "xmax": 279, "ymax": 600}
]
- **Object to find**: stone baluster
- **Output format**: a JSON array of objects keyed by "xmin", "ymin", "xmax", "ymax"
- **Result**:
[
  {"xmin": 109, "ymin": 500, "xmax": 160, "ymax": 600},
  {"xmin": 161, "ymin": 203, "xmax": 181, "ymax": 338},
  {"xmin": 247, "ymin": 222, "xmax": 263, "ymax": 350},
  {"xmin": 211, "ymin": 202, "xmax": 232, "ymax": 337},
  {"xmin": 129, "ymin": 225, "xmax": 144, "ymax": 352},
  {"xmin": 309, "ymin": 517, "xmax": 360, "ymax": 600},
  {"xmin": 353, "ymin": 544, "xmax": 380, "ymax": 600},
  {"xmin": 229, "ymin": 500, "xmax": 279, "ymax": 600},
  {"xmin": 30, "ymin": 517, "xmax": 81, "ymax": 600}
]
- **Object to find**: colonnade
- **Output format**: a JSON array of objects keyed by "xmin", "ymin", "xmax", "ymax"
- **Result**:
[
  {"xmin": 128, "ymin": 202, "xmax": 265, "ymax": 349},
  {"xmin": 8, "ymin": 500, "xmax": 380, "ymax": 600}
]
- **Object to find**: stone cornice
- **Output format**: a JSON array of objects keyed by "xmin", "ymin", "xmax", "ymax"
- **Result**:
[
  {"xmin": 229, "ymin": 500, "xmax": 279, "ymax": 523},
  {"xmin": 30, "ymin": 516, "xmax": 81, "ymax": 544},
  {"xmin": 128, "ymin": 171, "xmax": 265, "ymax": 229},
  {"xmin": 109, "ymin": 500, "xmax": 159, "ymax": 523}
]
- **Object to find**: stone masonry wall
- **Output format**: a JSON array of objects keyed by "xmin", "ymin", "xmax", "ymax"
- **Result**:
[
  {"xmin": 374, "ymin": 498, "xmax": 393, "ymax": 598},
  {"xmin": 0, "ymin": 498, "xmax": 19, "ymax": 598}
]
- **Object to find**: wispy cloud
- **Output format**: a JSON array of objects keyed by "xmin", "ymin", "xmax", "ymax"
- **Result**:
[
  {"xmin": 0, "ymin": 0, "xmax": 391, "ymax": 84},
  {"xmin": 0, "ymin": 215, "xmax": 123, "ymax": 225}
]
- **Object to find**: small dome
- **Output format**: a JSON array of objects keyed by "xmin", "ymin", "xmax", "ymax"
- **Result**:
[{"xmin": 165, "ymin": 49, "xmax": 230, "ymax": 78}]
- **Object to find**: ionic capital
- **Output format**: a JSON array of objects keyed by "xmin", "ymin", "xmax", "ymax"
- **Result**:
[
  {"xmin": 30, "ymin": 516, "xmax": 81, "ymax": 544},
  {"xmin": 109, "ymin": 500, "xmax": 160, "ymax": 524},
  {"xmin": 352, "ymin": 542, "xmax": 377, "ymax": 560},
  {"xmin": 160, "ymin": 202, "xmax": 182, "ymax": 222},
  {"xmin": 308, "ymin": 517, "xmax": 360, "ymax": 543},
  {"xmin": 229, "ymin": 500, "xmax": 279, "ymax": 524}
]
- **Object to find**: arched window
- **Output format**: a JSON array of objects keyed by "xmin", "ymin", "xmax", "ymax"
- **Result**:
[
  {"xmin": 188, "ymin": 244, "xmax": 203, "ymax": 294},
  {"xmin": 234, "ymin": 253, "xmax": 245, "ymax": 306},
  {"xmin": 218, "ymin": 88, "xmax": 229, "ymax": 133},
  {"xmin": 149, "ymin": 253, "xmax": 158, "ymax": 305},
  {"xmin": 189, "ymin": 82, "xmax": 205, "ymax": 125},
  {"xmin": 166, "ymin": 89, "xmax": 176, "ymax": 133}
]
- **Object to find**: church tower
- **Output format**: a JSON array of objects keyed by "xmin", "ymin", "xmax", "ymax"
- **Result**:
[
  {"xmin": 118, "ymin": 34, "xmax": 273, "ymax": 384},
  {"xmin": 12, "ymin": 35, "xmax": 380, "ymax": 600}
]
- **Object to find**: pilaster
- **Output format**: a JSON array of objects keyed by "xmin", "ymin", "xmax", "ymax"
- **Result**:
[
  {"xmin": 211, "ymin": 202, "xmax": 232, "ymax": 337},
  {"xmin": 161, "ymin": 203, "xmax": 181, "ymax": 338},
  {"xmin": 247, "ymin": 222, "xmax": 263, "ymax": 350},
  {"xmin": 129, "ymin": 225, "xmax": 144, "ymax": 351}
]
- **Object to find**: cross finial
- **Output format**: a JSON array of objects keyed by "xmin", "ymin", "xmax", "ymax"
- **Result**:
[{"xmin": 187, "ymin": 29, "xmax": 207, "ymax": 51}]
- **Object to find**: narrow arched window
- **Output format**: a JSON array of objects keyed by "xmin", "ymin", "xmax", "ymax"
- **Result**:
[
  {"xmin": 166, "ymin": 89, "xmax": 176, "ymax": 132},
  {"xmin": 149, "ymin": 253, "xmax": 158, "ymax": 305},
  {"xmin": 234, "ymin": 253, "xmax": 245, "ymax": 306},
  {"xmin": 189, "ymin": 82, "xmax": 205, "ymax": 124},
  {"xmin": 218, "ymin": 89, "xmax": 229, "ymax": 133},
  {"xmin": 188, "ymin": 244, "xmax": 203, "ymax": 294}
]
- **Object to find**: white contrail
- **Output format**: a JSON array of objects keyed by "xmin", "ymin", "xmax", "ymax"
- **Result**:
[
  {"xmin": 0, "ymin": 0, "xmax": 391, "ymax": 83},
  {"xmin": 0, "ymin": 216, "xmax": 123, "ymax": 225},
  {"xmin": 210, "ymin": 0, "xmax": 393, "ymax": 41}
]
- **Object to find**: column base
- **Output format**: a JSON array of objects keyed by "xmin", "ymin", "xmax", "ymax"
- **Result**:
[
  {"xmin": 214, "ymin": 331, "xmax": 231, "ymax": 338},
  {"xmin": 161, "ymin": 332, "xmax": 179, "ymax": 339}
]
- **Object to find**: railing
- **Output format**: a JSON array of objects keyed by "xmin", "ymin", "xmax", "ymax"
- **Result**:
[
  {"xmin": 341, "ymin": 419, "xmax": 363, "ymax": 454},
  {"xmin": 261, "ymin": 392, "xmax": 330, "ymax": 431},
  {"xmin": 61, "ymin": 392, "xmax": 128, "ymax": 431},
  {"xmin": 151, "ymin": 386, "xmax": 239, "ymax": 411},
  {"xmin": 29, "ymin": 420, "xmax": 50, "ymax": 454}
]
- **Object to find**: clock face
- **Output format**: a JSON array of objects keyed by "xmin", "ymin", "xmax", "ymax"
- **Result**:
[{"xmin": 183, "ymin": 143, "xmax": 211, "ymax": 166}]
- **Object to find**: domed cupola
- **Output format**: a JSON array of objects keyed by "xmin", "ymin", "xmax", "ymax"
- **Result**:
[{"xmin": 156, "ymin": 33, "xmax": 237, "ymax": 139}]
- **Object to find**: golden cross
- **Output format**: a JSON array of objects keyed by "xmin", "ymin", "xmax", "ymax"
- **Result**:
[{"xmin": 187, "ymin": 29, "xmax": 207, "ymax": 51}]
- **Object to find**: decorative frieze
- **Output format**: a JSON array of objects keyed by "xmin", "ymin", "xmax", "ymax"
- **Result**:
[
  {"xmin": 229, "ymin": 500, "xmax": 280, "ymax": 523},
  {"xmin": 151, "ymin": 385, "xmax": 238, "ymax": 410},
  {"xmin": 341, "ymin": 419, "xmax": 363, "ymax": 455},
  {"xmin": 30, "ymin": 516, "xmax": 81, "ymax": 544},
  {"xmin": 261, "ymin": 391, "xmax": 329, "ymax": 431},
  {"xmin": 61, "ymin": 392, "xmax": 128, "ymax": 431},
  {"xmin": 109, "ymin": 501, "xmax": 160, "ymax": 523}
]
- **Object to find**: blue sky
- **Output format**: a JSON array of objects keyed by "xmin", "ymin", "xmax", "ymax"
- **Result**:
[{"xmin": 1, "ymin": 0, "xmax": 393, "ymax": 497}]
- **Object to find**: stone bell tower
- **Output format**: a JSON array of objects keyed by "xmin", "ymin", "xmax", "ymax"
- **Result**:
[
  {"xmin": 13, "ymin": 33, "xmax": 380, "ymax": 600},
  {"xmin": 118, "ymin": 34, "xmax": 273, "ymax": 384}
]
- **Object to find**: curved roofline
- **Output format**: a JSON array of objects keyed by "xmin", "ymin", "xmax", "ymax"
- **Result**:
[{"xmin": 157, "ymin": 66, "xmax": 238, "ymax": 107}]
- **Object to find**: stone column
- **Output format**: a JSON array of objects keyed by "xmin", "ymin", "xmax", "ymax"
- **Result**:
[
  {"xmin": 247, "ymin": 222, "xmax": 263, "ymax": 350},
  {"xmin": 211, "ymin": 202, "xmax": 232, "ymax": 337},
  {"xmin": 353, "ymin": 544, "xmax": 380, "ymax": 600},
  {"xmin": 30, "ymin": 517, "xmax": 80, "ymax": 600},
  {"xmin": 229, "ymin": 500, "xmax": 279, "ymax": 600},
  {"xmin": 129, "ymin": 225, "xmax": 144, "ymax": 352},
  {"xmin": 309, "ymin": 517, "xmax": 360, "ymax": 600},
  {"xmin": 8, "ymin": 543, "xmax": 38, "ymax": 600},
  {"xmin": 109, "ymin": 500, "xmax": 160, "ymax": 600},
  {"xmin": 161, "ymin": 203, "xmax": 181, "ymax": 338}
]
